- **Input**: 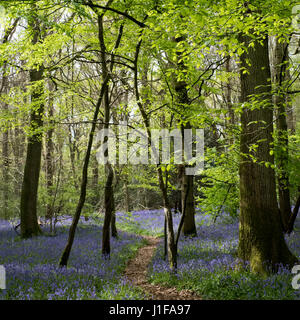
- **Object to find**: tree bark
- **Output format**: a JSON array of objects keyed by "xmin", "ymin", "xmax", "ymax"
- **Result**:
[
  {"xmin": 1, "ymin": 19, "xmax": 19, "ymax": 219},
  {"xmin": 182, "ymin": 171, "xmax": 197, "ymax": 236},
  {"xmin": 45, "ymin": 82, "xmax": 55, "ymax": 220},
  {"xmin": 238, "ymin": 33, "xmax": 297, "ymax": 274},
  {"xmin": 225, "ymin": 56, "xmax": 235, "ymax": 145},
  {"xmin": 20, "ymin": 16, "xmax": 44, "ymax": 238},
  {"xmin": 102, "ymin": 163, "xmax": 114, "ymax": 256},
  {"xmin": 97, "ymin": 13, "xmax": 116, "ymax": 257},
  {"xmin": 111, "ymin": 211, "xmax": 118, "ymax": 238},
  {"xmin": 175, "ymin": 85, "xmax": 197, "ymax": 236},
  {"xmin": 173, "ymin": 35, "xmax": 197, "ymax": 237},
  {"xmin": 269, "ymin": 36, "xmax": 292, "ymax": 232},
  {"xmin": 124, "ymin": 174, "xmax": 130, "ymax": 212}
]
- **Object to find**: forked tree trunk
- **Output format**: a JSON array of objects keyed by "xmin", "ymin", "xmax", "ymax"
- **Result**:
[
  {"xmin": 238, "ymin": 33, "xmax": 297, "ymax": 274},
  {"xmin": 59, "ymin": 78, "xmax": 109, "ymax": 267},
  {"xmin": 97, "ymin": 13, "xmax": 117, "ymax": 257}
]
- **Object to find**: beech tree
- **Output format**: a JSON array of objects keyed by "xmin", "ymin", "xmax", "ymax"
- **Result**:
[
  {"xmin": 20, "ymin": 11, "xmax": 44, "ymax": 238},
  {"xmin": 238, "ymin": 12, "xmax": 297, "ymax": 273}
]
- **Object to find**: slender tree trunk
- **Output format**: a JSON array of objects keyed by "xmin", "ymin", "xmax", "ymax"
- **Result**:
[
  {"xmin": 0, "ymin": 84, "xmax": 9, "ymax": 220},
  {"xmin": 134, "ymin": 38, "xmax": 177, "ymax": 271},
  {"xmin": 287, "ymin": 189, "xmax": 300, "ymax": 234},
  {"xmin": 68, "ymin": 132, "xmax": 78, "ymax": 189},
  {"xmin": 111, "ymin": 211, "xmax": 118, "ymax": 238},
  {"xmin": 45, "ymin": 83, "xmax": 54, "ymax": 220},
  {"xmin": 59, "ymin": 77, "xmax": 109, "ymax": 267},
  {"xmin": 270, "ymin": 36, "xmax": 292, "ymax": 232},
  {"xmin": 13, "ymin": 124, "xmax": 24, "ymax": 196},
  {"xmin": 91, "ymin": 155, "xmax": 99, "ymax": 207},
  {"xmin": 225, "ymin": 56, "xmax": 235, "ymax": 145},
  {"xmin": 102, "ymin": 163, "xmax": 114, "ymax": 255},
  {"xmin": 97, "ymin": 13, "xmax": 115, "ymax": 257},
  {"xmin": 164, "ymin": 215, "xmax": 167, "ymax": 259},
  {"xmin": 60, "ymin": 7, "xmax": 122, "ymax": 266},
  {"xmin": 1, "ymin": 19, "xmax": 19, "ymax": 219},
  {"xmin": 285, "ymin": 67, "xmax": 295, "ymax": 134},
  {"xmin": 2, "ymin": 106, "xmax": 9, "ymax": 220},
  {"xmin": 238, "ymin": 33, "xmax": 297, "ymax": 274},
  {"xmin": 124, "ymin": 174, "xmax": 130, "ymax": 212}
]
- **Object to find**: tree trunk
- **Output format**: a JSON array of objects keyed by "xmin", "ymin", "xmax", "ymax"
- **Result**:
[
  {"xmin": 287, "ymin": 187, "xmax": 300, "ymax": 234},
  {"xmin": 1, "ymin": 19, "xmax": 19, "ymax": 219},
  {"xmin": 173, "ymin": 34, "xmax": 197, "ymax": 237},
  {"xmin": 97, "ymin": 13, "xmax": 116, "ymax": 257},
  {"xmin": 20, "ymin": 66, "xmax": 44, "ymax": 238},
  {"xmin": 269, "ymin": 36, "xmax": 292, "ymax": 232},
  {"xmin": 59, "ymin": 77, "xmax": 109, "ymax": 267},
  {"xmin": 124, "ymin": 174, "xmax": 130, "ymax": 212},
  {"xmin": 134, "ymin": 38, "xmax": 177, "ymax": 271},
  {"xmin": 238, "ymin": 33, "xmax": 297, "ymax": 274},
  {"xmin": 158, "ymin": 168, "xmax": 177, "ymax": 270},
  {"xmin": 225, "ymin": 56, "xmax": 235, "ymax": 145},
  {"xmin": 102, "ymin": 163, "xmax": 114, "ymax": 255},
  {"xmin": 2, "ymin": 107, "xmax": 9, "ymax": 220},
  {"xmin": 13, "ymin": 124, "xmax": 24, "ymax": 196},
  {"xmin": 45, "ymin": 83, "xmax": 54, "ymax": 220},
  {"xmin": 176, "ymin": 104, "xmax": 197, "ymax": 236},
  {"xmin": 20, "ymin": 16, "xmax": 44, "ymax": 238},
  {"xmin": 111, "ymin": 210, "xmax": 118, "ymax": 238},
  {"xmin": 182, "ymin": 172, "xmax": 197, "ymax": 236}
]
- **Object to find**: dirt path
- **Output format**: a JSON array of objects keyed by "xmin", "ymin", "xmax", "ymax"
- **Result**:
[{"xmin": 124, "ymin": 236, "xmax": 202, "ymax": 300}]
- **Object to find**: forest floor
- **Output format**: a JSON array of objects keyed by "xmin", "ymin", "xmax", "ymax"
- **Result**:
[{"xmin": 124, "ymin": 235, "xmax": 202, "ymax": 300}]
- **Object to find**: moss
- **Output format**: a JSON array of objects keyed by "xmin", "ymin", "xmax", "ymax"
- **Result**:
[{"xmin": 250, "ymin": 246, "xmax": 269, "ymax": 277}]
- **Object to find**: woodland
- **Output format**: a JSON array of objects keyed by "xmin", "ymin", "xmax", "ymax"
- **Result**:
[{"xmin": 0, "ymin": 0, "xmax": 300, "ymax": 300}]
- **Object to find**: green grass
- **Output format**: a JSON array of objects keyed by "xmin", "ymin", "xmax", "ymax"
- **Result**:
[{"xmin": 148, "ymin": 267, "xmax": 298, "ymax": 300}]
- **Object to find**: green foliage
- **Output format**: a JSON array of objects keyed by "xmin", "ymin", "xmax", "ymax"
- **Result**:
[
  {"xmin": 197, "ymin": 145, "xmax": 240, "ymax": 219},
  {"xmin": 288, "ymin": 132, "xmax": 300, "ymax": 201},
  {"xmin": 151, "ymin": 267, "xmax": 298, "ymax": 300}
]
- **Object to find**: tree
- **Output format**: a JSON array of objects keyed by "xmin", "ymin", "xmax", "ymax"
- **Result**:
[
  {"xmin": 269, "ymin": 35, "xmax": 300, "ymax": 234},
  {"xmin": 238, "ymin": 29, "xmax": 297, "ymax": 274},
  {"xmin": 173, "ymin": 35, "xmax": 197, "ymax": 237},
  {"xmin": 0, "ymin": 18, "xmax": 19, "ymax": 219},
  {"xmin": 134, "ymin": 39, "xmax": 178, "ymax": 271},
  {"xmin": 45, "ymin": 81, "xmax": 55, "ymax": 221},
  {"xmin": 20, "ymin": 12, "xmax": 44, "ymax": 238},
  {"xmin": 60, "ymin": 0, "xmax": 122, "ymax": 265}
]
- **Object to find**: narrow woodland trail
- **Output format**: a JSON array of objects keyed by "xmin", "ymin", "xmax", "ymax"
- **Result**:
[{"xmin": 124, "ymin": 236, "xmax": 202, "ymax": 300}]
